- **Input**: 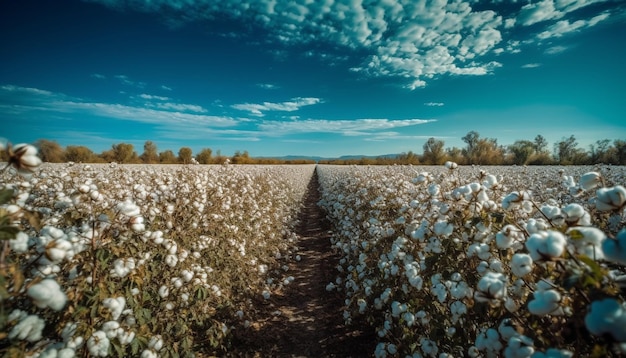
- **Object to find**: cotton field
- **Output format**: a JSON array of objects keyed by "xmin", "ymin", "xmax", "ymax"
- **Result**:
[
  {"xmin": 317, "ymin": 164, "xmax": 626, "ymax": 357},
  {"xmin": 2, "ymin": 149, "xmax": 626, "ymax": 357},
  {"xmin": 1, "ymin": 158, "xmax": 315, "ymax": 357}
]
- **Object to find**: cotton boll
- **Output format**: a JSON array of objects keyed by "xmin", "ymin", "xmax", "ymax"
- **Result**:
[
  {"xmin": 27, "ymin": 278, "xmax": 67, "ymax": 311},
  {"xmin": 87, "ymin": 331, "xmax": 110, "ymax": 357},
  {"xmin": 561, "ymin": 204, "xmax": 591, "ymax": 226},
  {"xmin": 496, "ymin": 225, "xmax": 524, "ymax": 249},
  {"xmin": 158, "ymin": 285, "xmax": 169, "ymax": 298},
  {"xmin": 475, "ymin": 271, "xmax": 507, "ymax": 305},
  {"xmin": 596, "ymin": 186, "xmax": 626, "ymax": 211},
  {"xmin": 531, "ymin": 348, "xmax": 573, "ymax": 358},
  {"xmin": 528, "ymin": 290, "xmax": 563, "ymax": 316},
  {"xmin": 511, "ymin": 253, "xmax": 533, "ymax": 277},
  {"xmin": 579, "ymin": 172, "xmax": 602, "ymax": 191},
  {"xmin": 603, "ymin": 229, "xmax": 626, "ymax": 265},
  {"xmin": 103, "ymin": 297, "xmax": 126, "ymax": 320},
  {"xmin": 9, "ymin": 231, "xmax": 29, "ymax": 253},
  {"xmin": 148, "ymin": 335, "xmax": 164, "ymax": 351},
  {"xmin": 525, "ymin": 231, "xmax": 567, "ymax": 262},
  {"xmin": 8, "ymin": 314, "xmax": 45, "ymax": 342},
  {"xmin": 526, "ymin": 218, "xmax": 549, "ymax": 234},
  {"xmin": 262, "ymin": 290, "xmax": 271, "ymax": 300},
  {"xmin": 391, "ymin": 301, "xmax": 407, "ymax": 317},
  {"xmin": 584, "ymin": 298, "xmax": 626, "ymax": 341},
  {"xmin": 567, "ymin": 227, "xmax": 606, "ymax": 260},
  {"xmin": 504, "ymin": 335, "xmax": 534, "ymax": 358}
]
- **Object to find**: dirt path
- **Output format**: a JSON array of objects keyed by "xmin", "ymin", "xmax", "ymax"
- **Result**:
[{"xmin": 229, "ymin": 169, "xmax": 374, "ymax": 357}]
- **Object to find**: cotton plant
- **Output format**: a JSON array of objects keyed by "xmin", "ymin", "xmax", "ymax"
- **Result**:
[
  {"xmin": 1, "ymin": 145, "xmax": 317, "ymax": 356},
  {"xmin": 317, "ymin": 164, "xmax": 626, "ymax": 357}
]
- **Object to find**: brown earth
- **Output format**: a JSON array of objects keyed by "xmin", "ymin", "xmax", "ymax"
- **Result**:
[{"xmin": 228, "ymin": 169, "xmax": 375, "ymax": 357}]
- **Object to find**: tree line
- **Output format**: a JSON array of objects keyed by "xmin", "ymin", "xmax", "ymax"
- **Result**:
[
  {"xmin": 2, "ymin": 133, "xmax": 624, "ymax": 165},
  {"xmin": 320, "ymin": 132, "xmax": 626, "ymax": 165}
]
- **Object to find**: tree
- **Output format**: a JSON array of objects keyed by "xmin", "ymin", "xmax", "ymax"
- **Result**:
[
  {"xmin": 446, "ymin": 147, "xmax": 465, "ymax": 164},
  {"xmin": 554, "ymin": 135, "xmax": 588, "ymax": 164},
  {"xmin": 36, "ymin": 139, "xmax": 64, "ymax": 163},
  {"xmin": 462, "ymin": 131, "xmax": 480, "ymax": 160},
  {"xmin": 109, "ymin": 143, "xmax": 138, "ymax": 163},
  {"xmin": 178, "ymin": 147, "xmax": 193, "ymax": 164},
  {"xmin": 195, "ymin": 148, "xmax": 213, "ymax": 164},
  {"xmin": 534, "ymin": 135, "xmax": 549, "ymax": 154},
  {"xmin": 422, "ymin": 138, "xmax": 446, "ymax": 164},
  {"xmin": 159, "ymin": 150, "xmax": 176, "ymax": 164},
  {"xmin": 231, "ymin": 150, "xmax": 251, "ymax": 164},
  {"xmin": 140, "ymin": 141, "xmax": 159, "ymax": 164},
  {"xmin": 65, "ymin": 146, "xmax": 97, "ymax": 163},
  {"xmin": 508, "ymin": 140, "xmax": 535, "ymax": 165},
  {"xmin": 614, "ymin": 140, "xmax": 626, "ymax": 165},
  {"xmin": 461, "ymin": 131, "xmax": 504, "ymax": 164}
]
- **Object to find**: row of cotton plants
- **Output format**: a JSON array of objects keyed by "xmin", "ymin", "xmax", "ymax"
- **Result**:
[
  {"xmin": 1, "ymin": 143, "xmax": 316, "ymax": 357},
  {"xmin": 318, "ymin": 163, "xmax": 626, "ymax": 357}
]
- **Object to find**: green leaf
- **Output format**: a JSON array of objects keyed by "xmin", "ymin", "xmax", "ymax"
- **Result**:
[
  {"xmin": 0, "ymin": 225, "xmax": 19, "ymax": 241},
  {"xmin": 569, "ymin": 229, "xmax": 584, "ymax": 241},
  {"xmin": 0, "ymin": 188, "xmax": 15, "ymax": 205}
]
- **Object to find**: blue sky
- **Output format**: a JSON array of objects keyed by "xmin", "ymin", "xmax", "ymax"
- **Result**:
[{"xmin": 1, "ymin": 0, "xmax": 625, "ymax": 158}]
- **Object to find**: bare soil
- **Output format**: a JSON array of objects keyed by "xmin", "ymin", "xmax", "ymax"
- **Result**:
[{"xmin": 228, "ymin": 169, "xmax": 375, "ymax": 357}]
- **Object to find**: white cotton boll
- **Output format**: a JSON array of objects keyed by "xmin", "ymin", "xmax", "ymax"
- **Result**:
[
  {"xmin": 584, "ymin": 298, "xmax": 626, "ymax": 341},
  {"xmin": 603, "ymin": 229, "xmax": 626, "ymax": 265},
  {"xmin": 141, "ymin": 350, "xmax": 158, "ymax": 358},
  {"xmin": 525, "ymin": 231, "xmax": 567, "ymax": 262},
  {"xmin": 567, "ymin": 227, "xmax": 606, "ymax": 260},
  {"xmin": 504, "ymin": 335, "xmax": 534, "ymax": 358},
  {"xmin": 357, "ymin": 298, "xmax": 367, "ymax": 313},
  {"xmin": 9, "ymin": 231, "xmax": 29, "ymax": 253},
  {"xmin": 526, "ymin": 218, "xmax": 549, "ymax": 234},
  {"xmin": 27, "ymin": 278, "xmax": 67, "ymax": 311},
  {"xmin": 428, "ymin": 183, "xmax": 440, "ymax": 196},
  {"xmin": 103, "ymin": 297, "xmax": 126, "ymax": 320},
  {"xmin": 158, "ymin": 285, "xmax": 169, "ymax": 298},
  {"xmin": 579, "ymin": 172, "xmax": 602, "ymax": 191},
  {"xmin": 403, "ymin": 312, "xmax": 415, "ymax": 327},
  {"xmin": 116, "ymin": 200, "xmax": 141, "ymax": 217},
  {"xmin": 149, "ymin": 335, "xmax": 164, "ymax": 351},
  {"xmin": 118, "ymin": 330, "xmax": 135, "ymax": 345},
  {"xmin": 484, "ymin": 174, "xmax": 498, "ymax": 188},
  {"xmin": 475, "ymin": 271, "xmax": 507, "ymax": 304},
  {"xmin": 87, "ymin": 331, "xmax": 110, "ymax": 357},
  {"xmin": 262, "ymin": 290, "xmax": 271, "ymax": 300},
  {"xmin": 451, "ymin": 300, "xmax": 467, "ymax": 323},
  {"xmin": 490, "ymin": 259, "xmax": 505, "ymax": 273},
  {"xmin": 391, "ymin": 301, "xmax": 407, "ymax": 317},
  {"xmin": 78, "ymin": 184, "xmax": 90, "ymax": 193},
  {"xmin": 502, "ymin": 191, "xmax": 530, "ymax": 210},
  {"xmin": 8, "ymin": 314, "xmax": 45, "ymax": 342},
  {"xmin": 57, "ymin": 348, "xmax": 76, "ymax": 358},
  {"xmin": 445, "ymin": 161, "xmax": 458, "ymax": 169},
  {"xmin": 496, "ymin": 225, "xmax": 523, "ymax": 249},
  {"xmin": 499, "ymin": 319, "xmax": 518, "ymax": 340},
  {"xmin": 434, "ymin": 220, "xmax": 453, "ymax": 237},
  {"xmin": 596, "ymin": 186, "xmax": 626, "ymax": 211},
  {"xmin": 511, "ymin": 254, "xmax": 533, "ymax": 277},
  {"xmin": 528, "ymin": 290, "xmax": 563, "ymax": 316},
  {"xmin": 165, "ymin": 254, "xmax": 178, "ymax": 267},
  {"xmin": 562, "ymin": 203, "xmax": 591, "ymax": 226},
  {"xmin": 420, "ymin": 338, "xmax": 439, "ymax": 356}
]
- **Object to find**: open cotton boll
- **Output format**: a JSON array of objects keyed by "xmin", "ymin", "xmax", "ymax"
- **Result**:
[
  {"xmin": 528, "ymin": 290, "xmax": 563, "ymax": 316},
  {"xmin": 496, "ymin": 225, "xmax": 524, "ymax": 250},
  {"xmin": 87, "ymin": 331, "xmax": 110, "ymax": 357},
  {"xmin": 531, "ymin": 348, "xmax": 573, "ymax": 358},
  {"xmin": 9, "ymin": 231, "xmax": 29, "ymax": 253},
  {"xmin": 602, "ymin": 229, "xmax": 626, "ymax": 265},
  {"xmin": 561, "ymin": 203, "xmax": 591, "ymax": 226},
  {"xmin": 8, "ymin": 314, "xmax": 45, "ymax": 342},
  {"xmin": 116, "ymin": 200, "xmax": 141, "ymax": 217},
  {"xmin": 579, "ymin": 172, "xmax": 602, "ymax": 191},
  {"xmin": 502, "ymin": 191, "xmax": 530, "ymax": 210},
  {"xmin": 27, "ymin": 278, "xmax": 67, "ymax": 311},
  {"xmin": 525, "ymin": 231, "xmax": 567, "ymax": 262},
  {"xmin": 595, "ymin": 186, "xmax": 626, "ymax": 211},
  {"xmin": 103, "ymin": 297, "xmax": 126, "ymax": 320},
  {"xmin": 475, "ymin": 271, "xmax": 507, "ymax": 305},
  {"xmin": 511, "ymin": 253, "xmax": 533, "ymax": 277},
  {"xmin": 504, "ymin": 335, "xmax": 534, "ymax": 358},
  {"xmin": 567, "ymin": 227, "xmax": 606, "ymax": 260},
  {"xmin": 584, "ymin": 298, "xmax": 626, "ymax": 341}
]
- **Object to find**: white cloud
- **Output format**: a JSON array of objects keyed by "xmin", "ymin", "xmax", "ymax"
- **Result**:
[
  {"xmin": 522, "ymin": 63, "xmax": 542, "ymax": 68},
  {"xmin": 258, "ymin": 118, "xmax": 435, "ymax": 136},
  {"xmin": 232, "ymin": 97, "xmax": 322, "ymax": 116},
  {"xmin": 87, "ymin": 0, "xmax": 616, "ymax": 89},
  {"xmin": 0, "ymin": 84, "xmax": 236, "ymax": 128},
  {"xmin": 518, "ymin": 0, "xmax": 563, "ymax": 26},
  {"xmin": 257, "ymin": 83, "xmax": 279, "ymax": 89},
  {"xmin": 139, "ymin": 93, "xmax": 170, "ymax": 101},
  {"xmin": 160, "ymin": 85, "xmax": 173, "ymax": 91},
  {"xmin": 545, "ymin": 45, "xmax": 568, "ymax": 54},
  {"xmin": 115, "ymin": 74, "xmax": 146, "ymax": 88},
  {"xmin": 537, "ymin": 12, "xmax": 609, "ymax": 39},
  {"xmin": 91, "ymin": 73, "xmax": 106, "ymax": 80},
  {"xmin": 424, "ymin": 102, "xmax": 444, "ymax": 107}
]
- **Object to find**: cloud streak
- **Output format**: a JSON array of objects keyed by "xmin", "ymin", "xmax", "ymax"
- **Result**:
[
  {"xmin": 232, "ymin": 97, "xmax": 322, "ymax": 116},
  {"xmin": 258, "ymin": 118, "xmax": 435, "ymax": 136}
]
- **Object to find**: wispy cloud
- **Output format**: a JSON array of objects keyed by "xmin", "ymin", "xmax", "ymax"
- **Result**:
[
  {"xmin": 257, "ymin": 83, "xmax": 279, "ymax": 90},
  {"xmin": 424, "ymin": 102, "xmax": 444, "ymax": 107},
  {"xmin": 545, "ymin": 45, "xmax": 568, "ymax": 54},
  {"xmin": 115, "ymin": 74, "xmax": 146, "ymax": 88},
  {"xmin": 258, "ymin": 118, "xmax": 435, "ymax": 136},
  {"xmin": 232, "ymin": 97, "xmax": 322, "ymax": 116},
  {"xmin": 91, "ymin": 73, "xmax": 106, "ymax": 80},
  {"xmin": 0, "ymin": 84, "xmax": 237, "ymax": 128},
  {"xmin": 521, "ymin": 63, "xmax": 541, "ymax": 68}
]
